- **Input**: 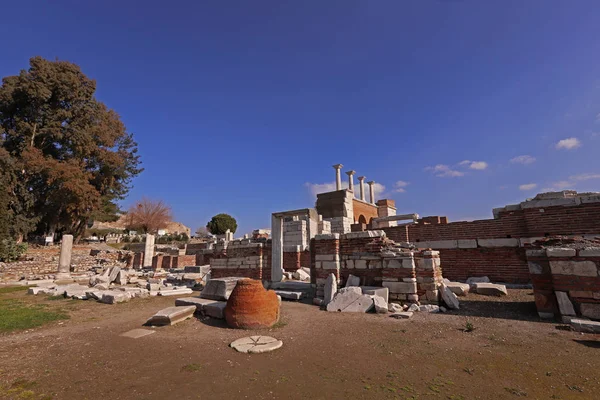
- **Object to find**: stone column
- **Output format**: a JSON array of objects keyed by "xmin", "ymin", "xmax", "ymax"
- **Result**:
[
  {"xmin": 368, "ymin": 181, "xmax": 375, "ymax": 204},
  {"xmin": 358, "ymin": 176, "xmax": 366, "ymax": 201},
  {"xmin": 143, "ymin": 234, "xmax": 155, "ymax": 268},
  {"xmin": 271, "ymin": 215, "xmax": 284, "ymax": 282},
  {"xmin": 57, "ymin": 234, "xmax": 73, "ymax": 278},
  {"xmin": 333, "ymin": 164, "xmax": 343, "ymax": 190},
  {"xmin": 345, "ymin": 170, "xmax": 355, "ymax": 192}
]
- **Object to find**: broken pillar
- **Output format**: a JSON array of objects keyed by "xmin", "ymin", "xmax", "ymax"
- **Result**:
[
  {"xmin": 56, "ymin": 234, "xmax": 73, "ymax": 278},
  {"xmin": 143, "ymin": 234, "xmax": 155, "ymax": 268}
]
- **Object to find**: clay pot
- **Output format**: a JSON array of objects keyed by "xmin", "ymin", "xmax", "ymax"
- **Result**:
[{"xmin": 225, "ymin": 279, "xmax": 280, "ymax": 329}]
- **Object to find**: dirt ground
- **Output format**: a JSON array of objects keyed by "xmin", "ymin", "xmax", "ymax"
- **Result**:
[{"xmin": 0, "ymin": 289, "xmax": 599, "ymax": 400}]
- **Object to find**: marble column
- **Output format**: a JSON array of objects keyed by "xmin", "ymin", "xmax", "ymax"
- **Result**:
[
  {"xmin": 345, "ymin": 170, "xmax": 356, "ymax": 192},
  {"xmin": 143, "ymin": 234, "xmax": 155, "ymax": 268},
  {"xmin": 271, "ymin": 215, "xmax": 284, "ymax": 282},
  {"xmin": 333, "ymin": 164, "xmax": 343, "ymax": 190},
  {"xmin": 57, "ymin": 234, "xmax": 73, "ymax": 278},
  {"xmin": 358, "ymin": 176, "xmax": 366, "ymax": 201},
  {"xmin": 368, "ymin": 181, "xmax": 376, "ymax": 204}
]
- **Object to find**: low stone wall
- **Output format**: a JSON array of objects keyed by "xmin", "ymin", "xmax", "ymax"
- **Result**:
[
  {"xmin": 0, "ymin": 246, "xmax": 130, "ymax": 280},
  {"xmin": 527, "ymin": 247, "xmax": 600, "ymax": 320},
  {"xmin": 209, "ymin": 242, "xmax": 264, "ymax": 280}
]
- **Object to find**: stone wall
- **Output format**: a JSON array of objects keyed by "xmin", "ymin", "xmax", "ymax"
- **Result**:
[
  {"xmin": 311, "ymin": 231, "xmax": 444, "ymax": 305},
  {"xmin": 0, "ymin": 246, "xmax": 130, "ymax": 280},
  {"xmin": 209, "ymin": 242, "xmax": 264, "ymax": 280},
  {"xmin": 527, "ymin": 246, "xmax": 600, "ymax": 321}
]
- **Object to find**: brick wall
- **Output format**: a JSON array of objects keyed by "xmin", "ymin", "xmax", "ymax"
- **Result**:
[
  {"xmin": 438, "ymin": 247, "xmax": 529, "ymax": 283},
  {"xmin": 209, "ymin": 242, "xmax": 264, "ymax": 280},
  {"xmin": 527, "ymin": 247, "xmax": 600, "ymax": 320},
  {"xmin": 352, "ymin": 199, "xmax": 378, "ymax": 224}
]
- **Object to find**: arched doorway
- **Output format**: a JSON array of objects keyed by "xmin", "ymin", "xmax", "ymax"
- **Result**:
[{"xmin": 358, "ymin": 215, "xmax": 367, "ymax": 224}]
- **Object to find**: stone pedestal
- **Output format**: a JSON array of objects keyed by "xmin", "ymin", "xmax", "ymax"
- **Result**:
[{"xmin": 56, "ymin": 234, "xmax": 73, "ymax": 278}]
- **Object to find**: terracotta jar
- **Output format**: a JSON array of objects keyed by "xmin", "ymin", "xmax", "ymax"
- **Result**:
[{"xmin": 225, "ymin": 279, "xmax": 280, "ymax": 329}]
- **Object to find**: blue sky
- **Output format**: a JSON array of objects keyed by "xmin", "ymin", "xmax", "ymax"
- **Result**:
[{"xmin": 2, "ymin": 1, "xmax": 600, "ymax": 235}]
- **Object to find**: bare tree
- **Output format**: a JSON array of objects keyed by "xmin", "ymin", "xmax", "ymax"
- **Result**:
[{"xmin": 126, "ymin": 198, "xmax": 172, "ymax": 234}]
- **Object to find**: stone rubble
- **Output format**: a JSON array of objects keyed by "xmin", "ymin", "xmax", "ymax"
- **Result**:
[
  {"xmin": 474, "ymin": 282, "xmax": 508, "ymax": 296},
  {"xmin": 146, "ymin": 305, "xmax": 196, "ymax": 326},
  {"xmin": 440, "ymin": 284, "xmax": 460, "ymax": 310}
]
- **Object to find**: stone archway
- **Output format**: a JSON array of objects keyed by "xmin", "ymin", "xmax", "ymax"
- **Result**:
[{"xmin": 358, "ymin": 215, "xmax": 367, "ymax": 224}]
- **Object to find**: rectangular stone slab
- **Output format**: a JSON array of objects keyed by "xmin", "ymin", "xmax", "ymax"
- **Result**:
[
  {"xmin": 361, "ymin": 286, "xmax": 389, "ymax": 303},
  {"xmin": 200, "ymin": 277, "xmax": 245, "ymax": 301},
  {"xmin": 146, "ymin": 305, "xmax": 196, "ymax": 326},
  {"xmin": 120, "ymin": 329, "xmax": 156, "ymax": 339},
  {"xmin": 326, "ymin": 291, "xmax": 374, "ymax": 313},
  {"xmin": 274, "ymin": 290, "xmax": 303, "ymax": 300},
  {"xmin": 203, "ymin": 302, "xmax": 227, "ymax": 319},
  {"xmin": 474, "ymin": 283, "xmax": 507, "ymax": 296},
  {"xmin": 175, "ymin": 297, "xmax": 220, "ymax": 312}
]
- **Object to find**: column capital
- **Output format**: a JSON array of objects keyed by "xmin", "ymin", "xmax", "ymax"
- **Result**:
[
  {"xmin": 357, "ymin": 176, "xmax": 365, "ymax": 181},
  {"xmin": 345, "ymin": 170, "xmax": 356, "ymax": 176},
  {"xmin": 367, "ymin": 181, "xmax": 375, "ymax": 185},
  {"xmin": 332, "ymin": 164, "xmax": 343, "ymax": 170}
]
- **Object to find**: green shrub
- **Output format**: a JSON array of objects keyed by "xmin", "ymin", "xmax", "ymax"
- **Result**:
[{"xmin": 0, "ymin": 239, "xmax": 27, "ymax": 262}]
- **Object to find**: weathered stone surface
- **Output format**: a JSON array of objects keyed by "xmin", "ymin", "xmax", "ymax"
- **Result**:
[
  {"xmin": 361, "ymin": 286, "xmax": 389, "ymax": 303},
  {"xmin": 445, "ymin": 282, "xmax": 470, "ymax": 296},
  {"xmin": 108, "ymin": 266, "xmax": 121, "ymax": 283},
  {"xmin": 293, "ymin": 269, "xmax": 310, "ymax": 281},
  {"xmin": 326, "ymin": 291, "xmax": 374, "ymax": 313},
  {"xmin": 549, "ymin": 261, "xmax": 598, "ymax": 277},
  {"xmin": 85, "ymin": 290, "xmax": 104, "ymax": 300},
  {"xmin": 158, "ymin": 288, "xmax": 193, "ymax": 296},
  {"xmin": 580, "ymin": 303, "xmax": 600, "ymax": 320},
  {"xmin": 146, "ymin": 305, "xmax": 196, "ymax": 326},
  {"xmin": 345, "ymin": 274, "xmax": 360, "ymax": 287},
  {"xmin": 440, "ymin": 284, "xmax": 459, "ymax": 310},
  {"xmin": 382, "ymin": 281, "xmax": 417, "ymax": 294},
  {"xmin": 313, "ymin": 297, "xmax": 324, "ymax": 306},
  {"xmin": 339, "ymin": 286, "xmax": 362, "ymax": 295},
  {"xmin": 419, "ymin": 304, "xmax": 440, "ymax": 313},
  {"xmin": 390, "ymin": 312, "xmax": 413, "ymax": 319},
  {"xmin": 115, "ymin": 270, "xmax": 128, "ymax": 285},
  {"xmin": 230, "ymin": 336, "xmax": 283, "ymax": 354},
  {"xmin": 323, "ymin": 273, "xmax": 337, "ymax": 305},
  {"xmin": 200, "ymin": 277, "xmax": 245, "ymax": 301},
  {"xmin": 474, "ymin": 283, "xmax": 508, "ymax": 296},
  {"xmin": 546, "ymin": 247, "xmax": 576, "ymax": 257},
  {"xmin": 100, "ymin": 291, "xmax": 130, "ymax": 304},
  {"xmin": 466, "ymin": 276, "xmax": 490, "ymax": 286},
  {"xmin": 120, "ymin": 329, "xmax": 156, "ymax": 339},
  {"xmin": 371, "ymin": 295, "xmax": 388, "ymax": 313},
  {"xmin": 570, "ymin": 318, "xmax": 600, "ymax": 333},
  {"xmin": 527, "ymin": 262, "xmax": 543, "ymax": 274},
  {"xmin": 175, "ymin": 297, "xmax": 219, "ymax": 312},
  {"xmin": 204, "ymin": 301, "xmax": 227, "ymax": 319},
  {"xmin": 579, "ymin": 248, "xmax": 600, "ymax": 257},
  {"xmin": 388, "ymin": 303, "xmax": 403, "ymax": 313},
  {"xmin": 555, "ymin": 291, "xmax": 576, "ymax": 316},
  {"xmin": 274, "ymin": 290, "xmax": 303, "ymax": 300},
  {"xmin": 407, "ymin": 303, "xmax": 420, "ymax": 312}
]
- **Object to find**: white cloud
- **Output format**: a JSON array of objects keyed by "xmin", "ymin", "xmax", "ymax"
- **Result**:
[
  {"xmin": 458, "ymin": 160, "xmax": 488, "ymax": 170},
  {"xmin": 425, "ymin": 164, "xmax": 464, "ymax": 178},
  {"xmin": 394, "ymin": 180, "xmax": 409, "ymax": 193},
  {"xmin": 305, "ymin": 181, "xmax": 386, "ymax": 199},
  {"xmin": 510, "ymin": 155, "xmax": 536, "ymax": 165},
  {"xmin": 519, "ymin": 183, "xmax": 537, "ymax": 191},
  {"xmin": 570, "ymin": 173, "xmax": 600, "ymax": 181},
  {"xmin": 543, "ymin": 173, "xmax": 600, "ymax": 192},
  {"xmin": 555, "ymin": 137, "xmax": 581, "ymax": 150}
]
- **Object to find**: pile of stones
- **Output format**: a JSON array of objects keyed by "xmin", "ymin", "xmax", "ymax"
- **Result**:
[{"xmin": 27, "ymin": 266, "xmax": 193, "ymax": 304}]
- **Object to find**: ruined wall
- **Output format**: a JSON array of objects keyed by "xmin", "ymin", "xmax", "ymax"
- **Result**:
[
  {"xmin": 527, "ymin": 247, "xmax": 600, "ymax": 320},
  {"xmin": 311, "ymin": 231, "xmax": 443, "ymax": 305},
  {"xmin": 352, "ymin": 199, "xmax": 378, "ymax": 224},
  {"xmin": 381, "ymin": 195, "xmax": 600, "ymax": 283},
  {"xmin": 0, "ymin": 246, "xmax": 130, "ymax": 280},
  {"xmin": 209, "ymin": 242, "xmax": 264, "ymax": 280}
]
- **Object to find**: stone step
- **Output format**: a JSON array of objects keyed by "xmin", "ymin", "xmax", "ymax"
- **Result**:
[
  {"xmin": 270, "ymin": 282, "xmax": 312, "ymax": 292},
  {"xmin": 274, "ymin": 290, "xmax": 304, "ymax": 301}
]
